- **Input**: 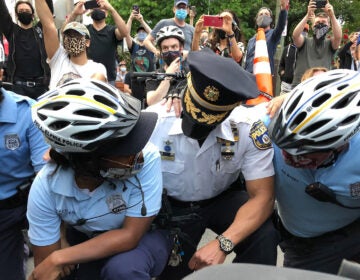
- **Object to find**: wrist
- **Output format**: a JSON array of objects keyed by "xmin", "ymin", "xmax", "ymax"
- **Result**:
[{"xmin": 227, "ymin": 33, "xmax": 235, "ymax": 39}]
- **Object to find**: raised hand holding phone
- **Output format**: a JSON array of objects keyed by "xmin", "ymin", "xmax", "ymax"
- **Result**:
[{"xmin": 203, "ymin": 15, "xmax": 223, "ymax": 28}]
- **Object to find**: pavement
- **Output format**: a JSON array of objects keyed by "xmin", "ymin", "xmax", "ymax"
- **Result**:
[{"xmin": 26, "ymin": 229, "xmax": 284, "ymax": 278}]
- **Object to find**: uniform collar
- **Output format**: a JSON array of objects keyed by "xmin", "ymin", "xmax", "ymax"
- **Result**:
[{"xmin": 0, "ymin": 89, "xmax": 18, "ymax": 123}]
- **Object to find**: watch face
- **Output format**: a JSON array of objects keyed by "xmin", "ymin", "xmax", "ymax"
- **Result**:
[{"xmin": 218, "ymin": 235, "xmax": 234, "ymax": 253}]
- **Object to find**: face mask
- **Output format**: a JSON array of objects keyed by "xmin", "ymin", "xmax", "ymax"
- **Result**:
[
  {"xmin": 313, "ymin": 23, "xmax": 329, "ymax": 40},
  {"xmin": 162, "ymin": 50, "xmax": 181, "ymax": 66},
  {"xmin": 175, "ymin": 9, "xmax": 188, "ymax": 21},
  {"xmin": 99, "ymin": 153, "xmax": 144, "ymax": 180},
  {"xmin": 91, "ymin": 9, "xmax": 106, "ymax": 21},
  {"xmin": 120, "ymin": 67, "xmax": 126, "ymax": 72},
  {"xmin": 218, "ymin": 30, "xmax": 227, "ymax": 40},
  {"xmin": 17, "ymin": 12, "xmax": 33, "ymax": 25},
  {"xmin": 63, "ymin": 36, "xmax": 87, "ymax": 57},
  {"xmin": 137, "ymin": 32, "xmax": 147, "ymax": 41},
  {"xmin": 281, "ymin": 150, "xmax": 335, "ymax": 169},
  {"xmin": 256, "ymin": 15, "xmax": 272, "ymax": 28}
]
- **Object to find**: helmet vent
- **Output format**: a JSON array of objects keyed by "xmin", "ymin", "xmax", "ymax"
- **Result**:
[
  {"xmin": 43, "ymin": 101, "xmax": 69, "ymax": 111},
  {"xmin": 300, "ymin": 119, "xmax": 331, "ymax": 136},
  {"xmin": 49, "ymin": 121, "xmax": 71, "ymax": 131},
  {"xmin": 332, "ymin": 91, "xmax": 357, "ymax": 109},
  {"xmin": 312, "ymin": 93, "xmax": 331, "ymax": 107},
  {"xmin": 290, "ymin": 112, "xmax": 307, "ymax": 130},
  {"xmin": 67, "ymin": 90, "xmax": 86, "ymax": 96},
  {"xmin": 75, "ymin": 109, "xmax": 108, "ymax": 119},
  {"xmin": 285, "ymin": 92, "xmax": 303, "ymax": 119},
  {"xmin": 94, "ymin": 95, "xmax": 118, "ymax": 110},
  {"xmin": 72, "ymin": 129, "xmax": 107, "ymax": 140},
  {"xmin": 338, "ymin": 115, "xmax": 359, "ymax": 126},
  {"xmin": 92, "ymin": 81, "xmax": 119, "ymax": 99}
]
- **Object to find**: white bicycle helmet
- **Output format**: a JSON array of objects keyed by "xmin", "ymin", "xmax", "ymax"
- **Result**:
[
  {"xmin": 32, "ymin": 79, "xmax": 142, "ymax": 153},
  {"xmin": 268, "ymin": 69, "xmax": 360, "ymax": 155},
  {"xmin": 156, "ymin": 25, "xmax": 185, "ymax": 47}
]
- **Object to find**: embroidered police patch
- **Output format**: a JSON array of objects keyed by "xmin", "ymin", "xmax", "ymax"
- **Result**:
[
  {"xmin": 107, "ymin": 194, "xmax": 126, "ymax": 214},
  {"xmin": 249, "ymin": 120, "xmax": 272, "ymax": 150},
  {"xmin": 350, "ymin": 182, "xmax": 360, "ymax": 198},
  {"xmin": 5, "ymin": 134, "xmax": 20, "ymax": 150}
]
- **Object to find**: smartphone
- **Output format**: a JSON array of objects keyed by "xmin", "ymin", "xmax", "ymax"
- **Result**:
[
  {"xmin": 84, "ymin": 0, "xmax": 100, "ymax": 10},
  {"xmin": 133, "ymin": 4, "xmax": 139, "ymax": 14},
  {"xmin": 315, "ymin": 0, "xmax": 327, "ymax": 8},
  {"xmin": 203, "ymin": 15, "xmax": 223, "ymax": 28}
]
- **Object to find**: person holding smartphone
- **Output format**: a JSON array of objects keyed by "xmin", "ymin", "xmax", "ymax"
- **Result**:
[
  {"xmin": 192, "ymin": 10, "xmax": 244, "ymax": 64},
  {"xmin": 291, "ymin": 0, "xmax": 342, "ymax": 87}
]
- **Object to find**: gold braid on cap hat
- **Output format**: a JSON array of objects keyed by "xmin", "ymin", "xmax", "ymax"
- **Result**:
[{"xmin": 184, "ymin": 73, "xmax": 240, "ymax": 125}]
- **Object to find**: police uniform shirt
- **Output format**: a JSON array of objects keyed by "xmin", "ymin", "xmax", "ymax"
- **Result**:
[
  {"xmin": 274, "ymin": 135, "xmax": 360, "ymax": 238},
  {"xmin": 27, "ymin": 143, "xmax": 162, "ymax": 246},
  {"xmin": 147, "ymin": 104, "xmax": 274, "ymax": 202},
  {"xmin": 0, "ymin": 89, "xmax": 49, "ymax": 200}
]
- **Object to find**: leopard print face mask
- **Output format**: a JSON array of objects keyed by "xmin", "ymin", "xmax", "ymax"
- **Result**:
[{"xmin": 63, "ymin": 36, "xmax": 87, "ymax": 57}]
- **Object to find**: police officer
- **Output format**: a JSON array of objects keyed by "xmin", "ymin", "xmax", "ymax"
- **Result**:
[
  {"xmin": 27, "ymin": 79, "xmax": 171, "ymax": 280},
  {"xmin": 148, "ymin": 50, "xmax": 279, "ymax": 279},
  {"xmin": 268, "ymin": 69, "xmax": 360, "ymax": 274},
  {"xmin": 0, "ymin": 66, "xmax": 49, "ymax": 280}
]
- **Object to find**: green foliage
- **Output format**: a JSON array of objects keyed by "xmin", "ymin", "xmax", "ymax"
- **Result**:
[{"xmin": 108, "ymin": 0, "xmax": 360, "ymax": 46}]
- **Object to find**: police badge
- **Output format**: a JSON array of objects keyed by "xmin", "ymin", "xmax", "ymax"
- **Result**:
[
  {"xmin": 5, "ymin": 134, "xmax": 20, "ymax": 150},
  {"xmin": 249, "ymin": 121, "xmax": 272, "ymax": 150}
]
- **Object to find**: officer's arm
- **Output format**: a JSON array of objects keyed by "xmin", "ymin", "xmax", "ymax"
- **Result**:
[{"xmin": 221, "ymin": 176, "xmax": 275, "ymax": 246}]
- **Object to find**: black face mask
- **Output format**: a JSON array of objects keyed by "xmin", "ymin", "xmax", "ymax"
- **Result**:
[
  {"xmin": 218, "ymin": 30, "xmax": 227, "ymax": 40},
  {"xmin": 17, "ymin": 12, "xmax": 33, "ymax": 25},
  {"xmin": 91, "ymin": 9, "xmax": 106, "ymax": 21},
  {"xmin": 162, "ymin": 50, "xmax": 181, "ymax": 66},
  {"xmin": 313, "ymin": 23, "xmax": 329, "ymax": 41}
]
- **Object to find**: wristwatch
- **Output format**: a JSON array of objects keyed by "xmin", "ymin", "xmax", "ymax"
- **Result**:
[{"xmin": 216, "ymin": 234, "xmax": 234, "ymax": 254}]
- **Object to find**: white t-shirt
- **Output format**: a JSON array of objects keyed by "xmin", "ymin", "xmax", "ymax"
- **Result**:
[{"xmin": 48, "ymin": 46, "xmax": 107, "ymax": 89}]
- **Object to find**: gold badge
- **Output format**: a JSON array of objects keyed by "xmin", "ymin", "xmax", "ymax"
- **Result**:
[{"xmin": 204, "ymin": 86, "xmax": 220, "ymax": 102}]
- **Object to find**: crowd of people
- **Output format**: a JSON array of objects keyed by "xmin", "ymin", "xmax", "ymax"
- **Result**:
[{"xmin": 0, "ymin": 0, "xmax": 359, "ymax": 279}]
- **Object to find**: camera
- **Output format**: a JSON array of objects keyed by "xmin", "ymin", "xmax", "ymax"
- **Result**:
[{"xmin": 315, "ymin": 0, "xmax": 327, "ymax": 9}]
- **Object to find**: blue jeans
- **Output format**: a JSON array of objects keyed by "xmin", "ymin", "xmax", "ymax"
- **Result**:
[{"xmin": 65, "ymin": 227, "xmax": 172, "ymax": 280}]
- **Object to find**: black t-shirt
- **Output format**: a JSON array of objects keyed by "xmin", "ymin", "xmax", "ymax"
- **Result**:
[
  {"xmin": 86, "ymin": 24, "xmax": 122, "ymax": 82},
  {"xmin": 14, "ymin": 28, "xmax": 43, "ymax": 79},
  {"xmin": 129, "ymin": 41, "xmax": 155, "ymax": 72}
]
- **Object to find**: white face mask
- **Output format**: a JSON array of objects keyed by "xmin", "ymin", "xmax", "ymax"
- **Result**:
[{"xmin": 120, "ymin": 67, "xmax": 126, "ymax": 72}]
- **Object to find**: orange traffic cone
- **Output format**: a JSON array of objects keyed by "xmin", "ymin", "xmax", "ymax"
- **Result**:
[{"xmin": 246, "ymin": 28, "xmax": 273, "ymax": 106}]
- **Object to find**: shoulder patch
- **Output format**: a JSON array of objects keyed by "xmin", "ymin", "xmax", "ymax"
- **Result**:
[
  {"xmin": 249, "ymin": 120, "xmax": 272, "ymax": 150},
  {"xmin": 5, "ymin": 134, "xmax": 20, "ymax": 150},
  {"xmin": 350, "ymin": 182, "xmax": 360, "ymax": 198}
]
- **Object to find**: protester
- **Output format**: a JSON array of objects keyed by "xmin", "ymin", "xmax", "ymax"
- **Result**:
[
  {"xmin": 337, "ymin": 31, "xmax": 359, "ymax": 70},
  {"xmin": 147, "ymin": 50, "xmax": 279, "ymax": 279},
  {"xmin": 143, "ymin": 0, "xmax": 194, "ymax": 56},
  {"xmin": 35, "ymin": 0, "xmax": 107, "ymax": 89},
  {"xmin": 126, "ymin": 9, "xmax": 155, "ymax": 73},
  {"xmin": 65, "ymin": 0, "xmax": 128, "ymax": 86},
  {"xmin": 27, "ymin": 79, "xmax": 172, "ymax": 280},
  {"xmin": 268, "ymin": 69, "xmax": 360, "ymax": 274},
  {"xmin": 0, "ymin": 66, "xmax": 49, "ymax": 280},
  {"xmin": 192, "ymin": 10, "xmax": 244, "ymax": 64},
  {"xmin": 291, "ymin": 0, "xmax": 342, "ymax": 87},
  {"xmin": 244, "ymin": 0, "xmax": 289, "ymax": 74},
  {"xmin": 0, "ymin": 0, "xmax": 51, "ymax": 99},
  {"xmin": 145, "ymin": 25, "xmax": 187, "ymax": 116}
]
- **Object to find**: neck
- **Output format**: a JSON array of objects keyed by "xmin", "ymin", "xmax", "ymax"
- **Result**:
[
  {"xmin": 70, "ymin": 52, "xmax": 88, "ymax": 65},
  {"xmin": 19, "ymin": 23, "xmax": 33, "ymax": 29},
  {"xmin": 75, "ymin": 175, "xmax": 104, "ymax": 191},
  {"xmin": 174, "ymin": 17, "xmax": 186, "ymax": 27},
  {"xmin": 93, "ymin": 21, "xmax": 106, "ymax": 30}
]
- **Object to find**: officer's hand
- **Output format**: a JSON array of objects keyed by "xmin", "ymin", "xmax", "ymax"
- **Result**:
[
  {"xmin": 188, "ymin": 240, "xmax": 226, "ymax": 271},
  {"xmin": 266, "ymin": 94, "xmax": 287, "ymax": 118}
]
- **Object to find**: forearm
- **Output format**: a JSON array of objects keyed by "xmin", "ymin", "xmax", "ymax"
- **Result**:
[
  {"xmin": 222, "ymin": 178, "xmax": 275, "ymax": 245},
  {"xmin": 330, "ymin": 13, "xmax": 342, "ymax": 42},
  {"xmin": 35, "ymin": 0, "xmax": 54, "ymax": 27},
  {"xmin": 110, "ymin": 7, "xmax": 128, "ymax": 38},
  {"xmin": 229, "ymin": 38, "xmax": 243, "ymax": 63},
  {"xmin": 143, "ymin": 36, "xmax": 158, "ymax": 55},
  {"xmin": 139, "ymin": 18, "xmax": 152, "ymax": 34},
  {"xmin": 191, "ymin": 31, "xmax": 201, "ymax": 51},
  {"xmin": 146, "ymin": 79, "xmax": 172, "ymax": 105}
]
